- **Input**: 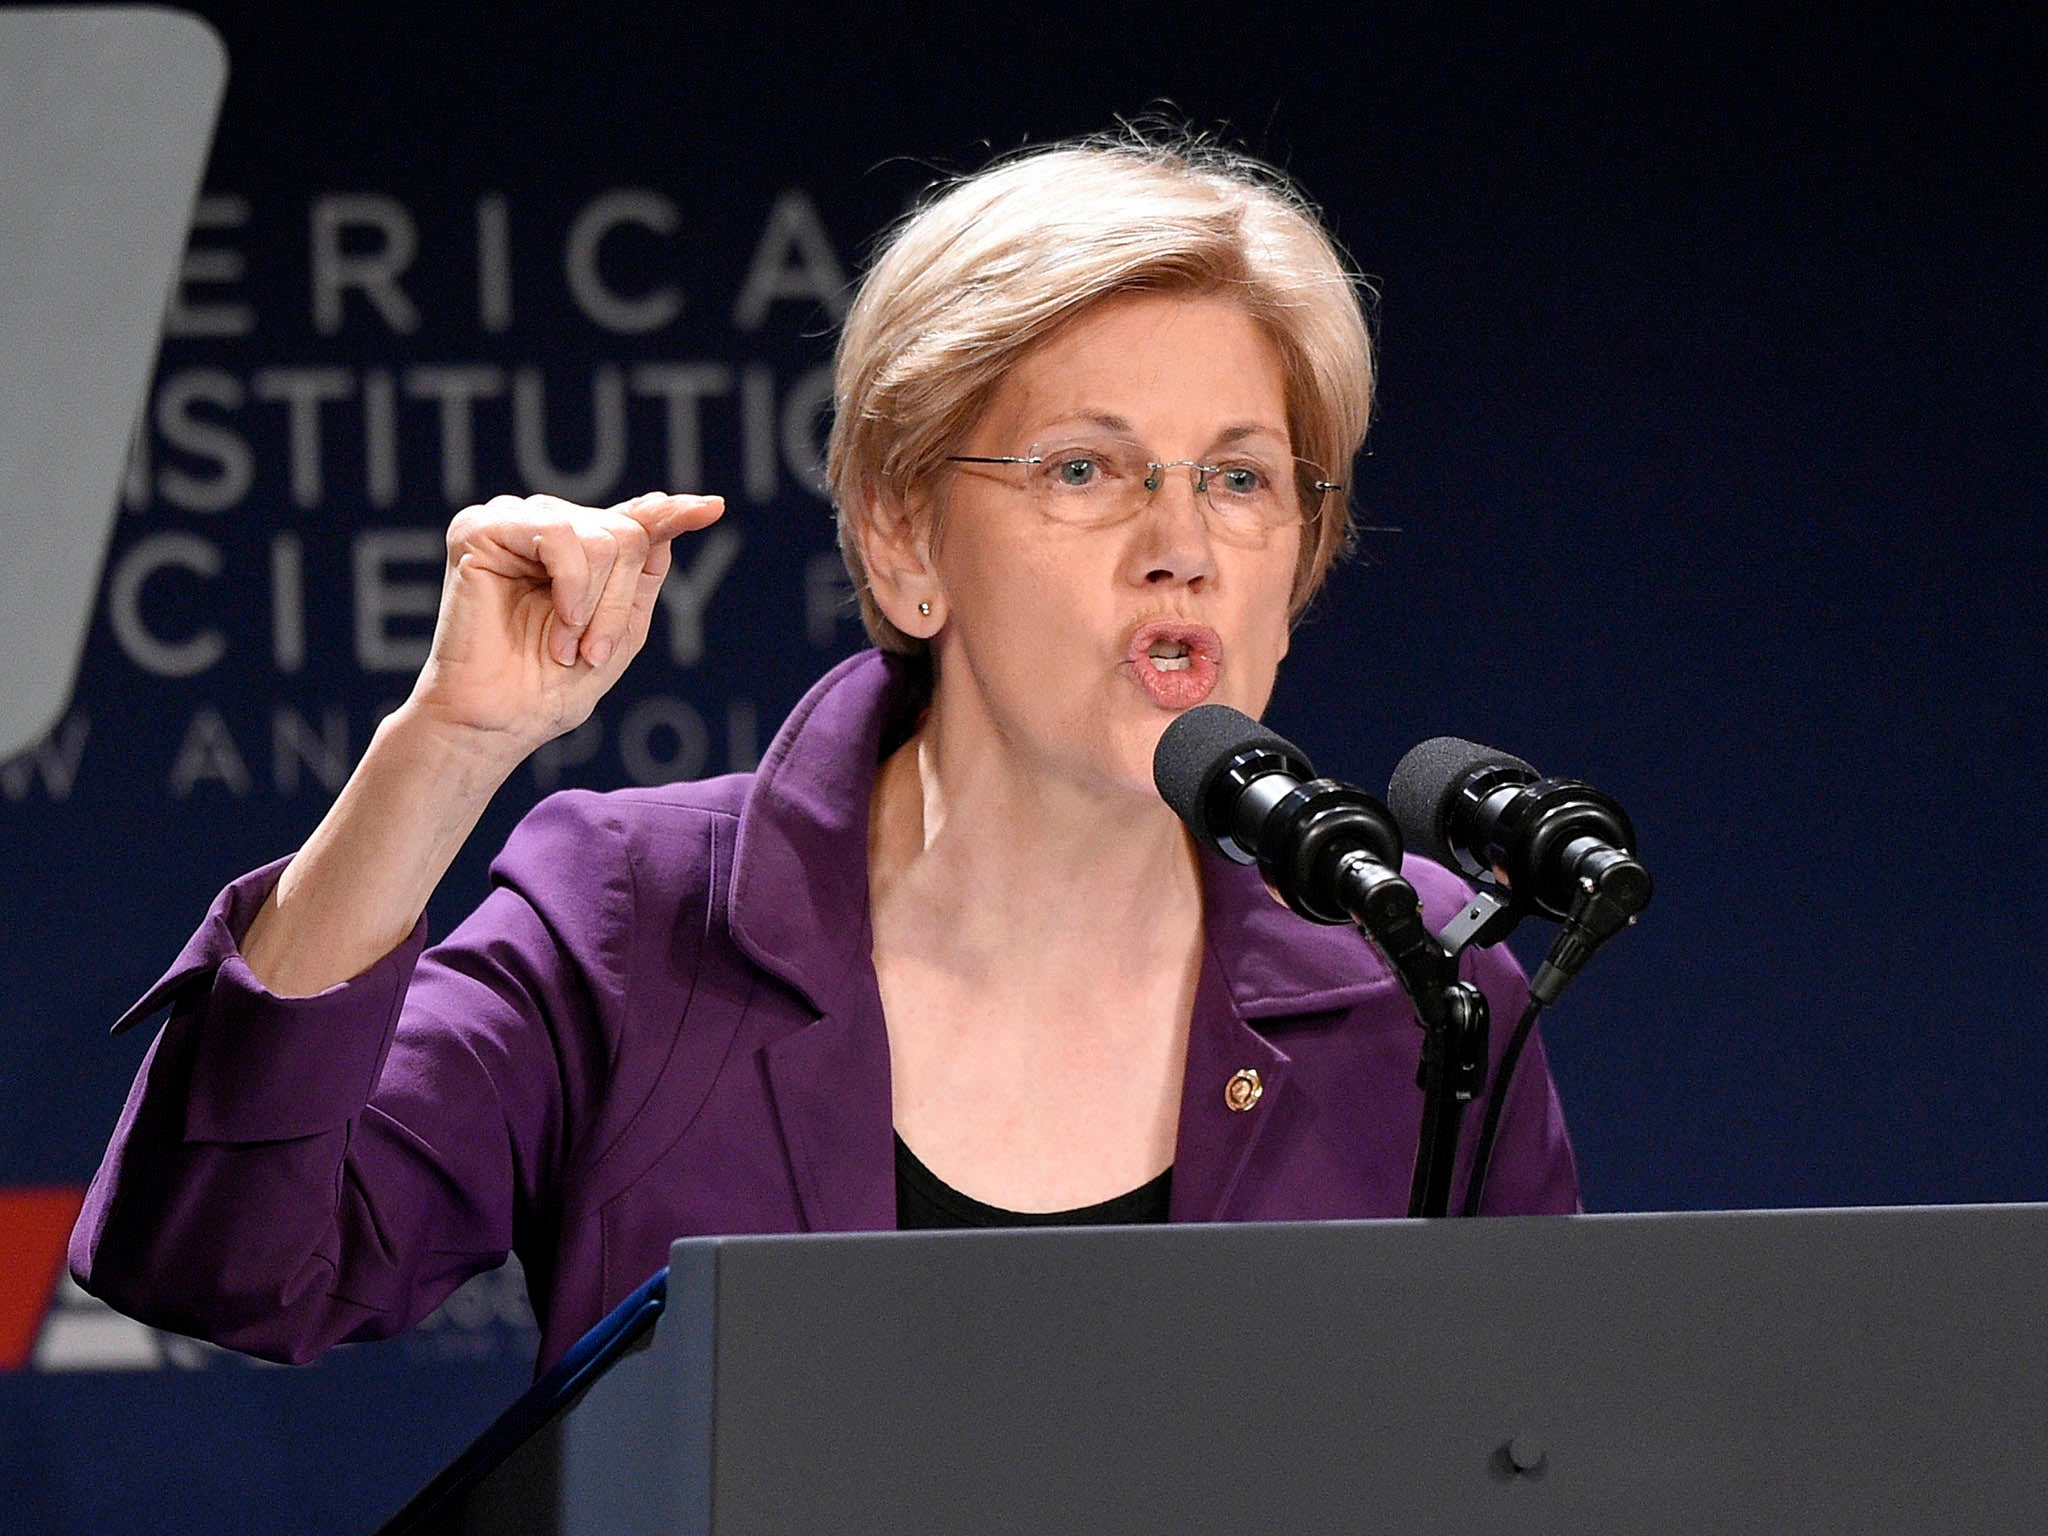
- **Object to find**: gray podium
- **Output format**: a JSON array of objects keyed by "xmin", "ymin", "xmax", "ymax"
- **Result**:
[{"xmin": 400, "ymin": 1205, "xmax": 2048, "ymax": 1533}]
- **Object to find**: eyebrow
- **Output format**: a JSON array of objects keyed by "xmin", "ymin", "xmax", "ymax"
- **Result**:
[
  {"xmin": 1037, "ymin": 412, "xmax": 1291, "ymax": 449},
  {"xmin": 1211, "ymin": 423, "xmax": 1290, "ymax": 449}
]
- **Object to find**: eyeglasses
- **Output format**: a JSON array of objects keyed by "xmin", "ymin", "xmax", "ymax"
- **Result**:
[{"xmin": 944, "ymin": 435, "xmax": 1342, "ymax": 544}]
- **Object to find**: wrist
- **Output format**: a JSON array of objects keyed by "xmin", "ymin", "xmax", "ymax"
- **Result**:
[{"xmin": 372, "ymin": 699, "xmax": 532, "ymax": 801}]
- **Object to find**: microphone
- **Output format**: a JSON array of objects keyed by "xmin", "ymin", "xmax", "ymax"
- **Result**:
[
  {"xmin": 1387, "ymin": 736, "xmax": 1652, "ymax": 1003},
  {"xmin": 1160, "ymin": 709, "xmax": 1495, "ymax": 1217},
  {"xmin": 1153, "ymin": 705, "xmax": 1407, "ymax": 930}
]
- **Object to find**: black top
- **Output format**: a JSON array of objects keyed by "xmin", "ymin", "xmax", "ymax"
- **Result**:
[{"xmin": 895, "ymin": 1134, "xmax": 1172, "ymax": 1229}]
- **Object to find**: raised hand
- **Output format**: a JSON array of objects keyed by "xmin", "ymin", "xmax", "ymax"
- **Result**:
[
  {"xmin": 240, "ymin": 488, "xmax": 724, "ymax": 995},
  {"xmin": 408, "ymin": 490, "xmax": 725, "ymax": 760}
]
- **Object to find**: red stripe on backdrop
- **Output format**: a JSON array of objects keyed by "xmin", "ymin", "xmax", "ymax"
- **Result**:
[{"xmin": 0, "ymin": 1187, "xmax": 85, "ymax": 1370}]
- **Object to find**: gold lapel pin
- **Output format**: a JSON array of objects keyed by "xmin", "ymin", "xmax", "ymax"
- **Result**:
[{"xmin": 1224, "ymin": 1068, "xmax": 1264, "ymax": 1112}]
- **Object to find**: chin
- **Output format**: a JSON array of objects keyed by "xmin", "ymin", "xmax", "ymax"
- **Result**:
[{"xmin": 1095, "ymin": 714, "xmax": 1182, "ymax": 807}]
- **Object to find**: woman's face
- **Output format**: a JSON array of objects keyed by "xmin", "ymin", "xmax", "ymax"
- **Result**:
[{"xmin": 921, "ymin": 291, "xmax": 1304, "ymax": 803}]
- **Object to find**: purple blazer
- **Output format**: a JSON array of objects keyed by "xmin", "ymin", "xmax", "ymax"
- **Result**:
[{"xmin": 71, "ymin": 650, "xmax": 1579, "ymax": 1373}]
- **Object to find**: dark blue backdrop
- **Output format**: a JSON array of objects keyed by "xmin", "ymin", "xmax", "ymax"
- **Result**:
[{"xmin": 2, "ymin": 4, "xmax": 2040, "ymax": 1530}]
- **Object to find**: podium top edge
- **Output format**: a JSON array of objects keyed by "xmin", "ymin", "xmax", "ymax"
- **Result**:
[{"xmin": 668, "ymin": 1201, "xmax": 2048, "ymax": 1255}]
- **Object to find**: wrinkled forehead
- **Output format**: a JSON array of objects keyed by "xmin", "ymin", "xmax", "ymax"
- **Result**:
[{"xmin": 965, "ymin": 292, "xmax": 1292, "ymax": 454}]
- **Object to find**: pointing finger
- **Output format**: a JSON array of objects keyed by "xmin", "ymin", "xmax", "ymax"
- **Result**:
[{"xmin": 625, "ymin": 493, "xmax": 726, "ymax": 542}]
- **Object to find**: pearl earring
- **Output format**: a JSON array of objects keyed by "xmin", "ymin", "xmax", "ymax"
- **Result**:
[{"xmin": 917, "ymin": 601, "xmax": 931, "ymax": 617}]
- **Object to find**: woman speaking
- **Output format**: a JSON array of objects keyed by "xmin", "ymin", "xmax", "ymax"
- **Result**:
[{"xmin": 72, "ymin": 131, "xmax": 1579, "ymax": 1374}]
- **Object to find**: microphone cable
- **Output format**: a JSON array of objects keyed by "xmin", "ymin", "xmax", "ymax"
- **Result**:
[{"xmin": 1458, "ymin": 993, "xmax": 1544, "ymax": 1217}]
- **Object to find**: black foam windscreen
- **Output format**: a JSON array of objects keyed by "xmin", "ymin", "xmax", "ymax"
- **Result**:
[
  {"xmin": 1387, "ymin": 736, "xmax": 1536, "ymax": 865},
  {"xmin": 1152, "ymin": 705, "xmax": 1315, "ymax": 859}
]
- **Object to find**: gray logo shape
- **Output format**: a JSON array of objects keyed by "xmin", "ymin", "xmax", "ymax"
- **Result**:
[{"xmin": 0, "ymin": 8, "xmax": 226, "ymax": 761}]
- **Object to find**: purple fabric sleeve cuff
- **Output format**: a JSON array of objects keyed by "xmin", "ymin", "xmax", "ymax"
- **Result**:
[
  {"xmin": 109, "ymin": 857, "xmax": 430, "ymax": 1143},
  {"xmin": 110, "ymin": 856, "xmax": 295, "ymax": 1036}
]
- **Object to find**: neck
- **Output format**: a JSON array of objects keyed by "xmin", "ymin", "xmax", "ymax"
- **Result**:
[{"xmin": 867, "ymin": 714, "xmax": 1203, "ymax": 979}]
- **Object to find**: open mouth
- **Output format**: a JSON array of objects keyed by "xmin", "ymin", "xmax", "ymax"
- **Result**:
[
  {"xmin": 1125, "ymin": 621, "xmax": 1222, "ymax": 708},
  {"xmin": 1128, "ymin": 621, "xmax": 1220, "ymax": 668}
]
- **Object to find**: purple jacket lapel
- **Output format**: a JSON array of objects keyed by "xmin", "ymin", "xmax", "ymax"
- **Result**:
[
  {"xmin": 762, "ymin": 999, "xmax": 897, "ymax": 1232},
  {"xmin": 1170, "ymin": 946, "xmax": 1296, "ymax": 1221},
  {"xmin": 1170, "ymin": 839, "xmax": 1405, "ymax": 1220},
  {"xmin": 728, "ymin": 652, "xmax": 910, "ymax": 1233}
]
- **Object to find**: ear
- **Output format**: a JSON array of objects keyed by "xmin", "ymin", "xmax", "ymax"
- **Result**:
[{"xmin": 854, "ymin": 481, "xmax": 946, "ymax": 636}]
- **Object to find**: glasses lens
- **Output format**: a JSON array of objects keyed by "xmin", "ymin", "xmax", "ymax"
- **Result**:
[
  {"xmin": 1294, "ymin": 460, "xmax": 1337, "ymax": 521},
  {"xmin": 1024, "ymin": 438, "xmax": 1153, "ymax": 526},
  {"xmin": 1197, "ymin": 448, "xmax": 1298, "ymax": 530}
]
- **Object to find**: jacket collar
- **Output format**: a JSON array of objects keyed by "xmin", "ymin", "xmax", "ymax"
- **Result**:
[{"xmin": 726, "ymin": 649, "xmax": 917, "ymax": 1020}]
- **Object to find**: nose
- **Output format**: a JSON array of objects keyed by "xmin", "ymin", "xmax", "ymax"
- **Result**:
[{"xmin": 1130, "ymin": 461, "xmax": 1216, "ymax": 590}]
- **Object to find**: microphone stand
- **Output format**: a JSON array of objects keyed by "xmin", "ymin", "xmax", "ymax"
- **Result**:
[
  {"xmin": 1353, "ymin": 860, "xmax": 1646, "ymax": 1216},
  {"xmin": 1218, "ymin": 764, "xmax": 1534, "ymax": 1219},
  {"xmin": 1329, "ymin": 853, "xmax": 1496, "ymax": 1218}
]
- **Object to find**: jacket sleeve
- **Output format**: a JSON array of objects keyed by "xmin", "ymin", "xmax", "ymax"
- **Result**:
[{"xmin": 68, "ymin": 792, "xmax": 634, "ymax": 1364}]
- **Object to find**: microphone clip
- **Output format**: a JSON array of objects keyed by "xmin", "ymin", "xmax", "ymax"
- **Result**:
[{"xmin": 1416, "ymin": 980, "xmax": 1490, "ymax": 1102}]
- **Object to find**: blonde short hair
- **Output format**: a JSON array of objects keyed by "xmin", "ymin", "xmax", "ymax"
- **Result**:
[{"xmin": 826, "ymin": 130, "xmax": 1376, "ymax": 655}]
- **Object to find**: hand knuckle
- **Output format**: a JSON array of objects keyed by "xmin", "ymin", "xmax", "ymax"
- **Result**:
[{"xmin": 614, "ymin": 521, "xmax": 651, "ymax": 561}]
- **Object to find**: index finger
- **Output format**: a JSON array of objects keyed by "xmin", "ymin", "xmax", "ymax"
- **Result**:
[{"xmin": 615, "ymin": 492, "xmax": 725, "ymax": 543}]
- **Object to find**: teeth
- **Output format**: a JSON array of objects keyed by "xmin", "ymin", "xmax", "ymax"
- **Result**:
[{"xmin": 1142, "ymin": 634, "xmax": 1198, "ymax": 673}]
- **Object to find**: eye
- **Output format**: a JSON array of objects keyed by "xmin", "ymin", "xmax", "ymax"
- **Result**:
[
  {"xmin": 1213, "ymin": 464, "xmax": 1268, "ymax": 496},
  {"xmin": 1051, "ymin": 455, "xmax": 1101, "ymax": 488}
]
